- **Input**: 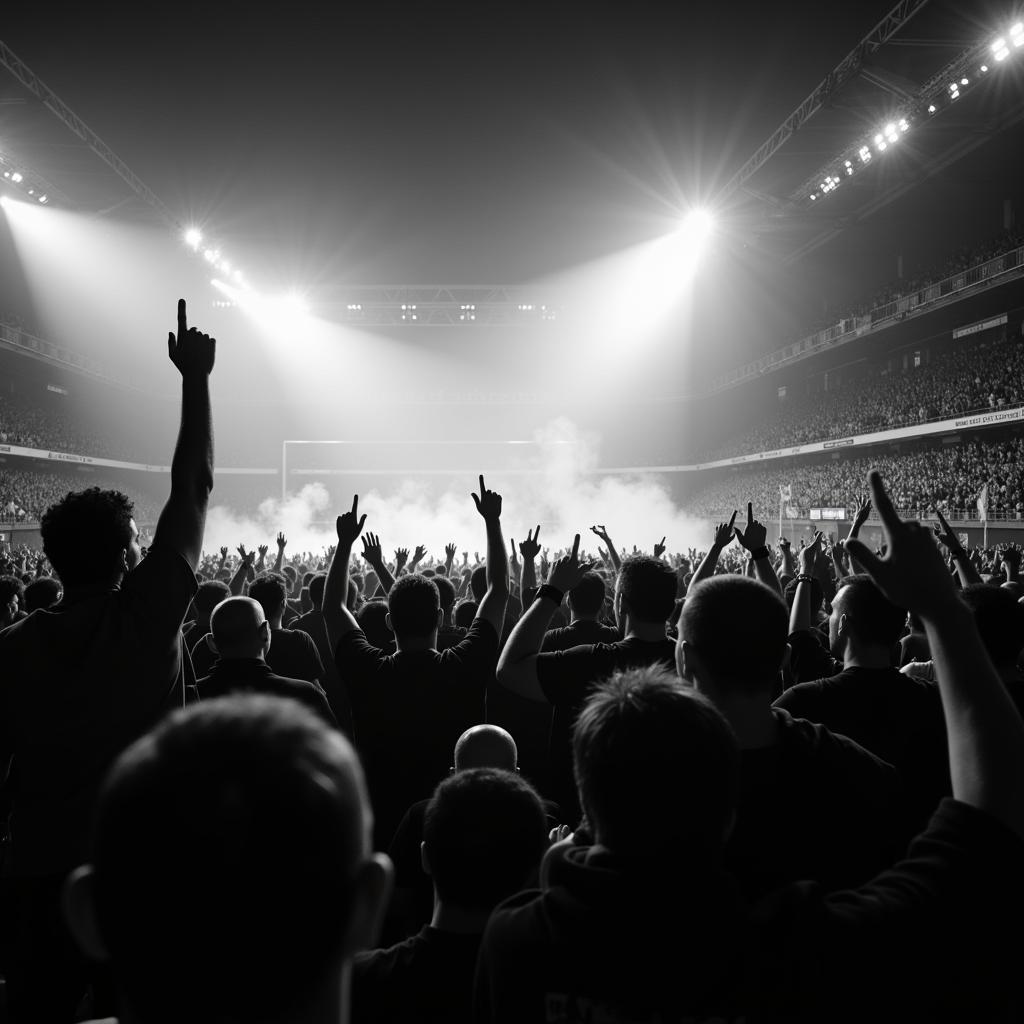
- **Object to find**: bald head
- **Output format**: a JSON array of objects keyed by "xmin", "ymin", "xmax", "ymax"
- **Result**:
[
  {"xmin": 210, "ymin": 597, "xmax": 269, "ymax": 659},
  {"xmin": 454, "ymin": 724, "xmax": 518, "ymax": 771}
]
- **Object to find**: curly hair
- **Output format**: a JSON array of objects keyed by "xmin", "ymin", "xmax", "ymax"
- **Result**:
[{"xmin": 40, "ymin": 487, "xmax": 135, "ymax": 587}]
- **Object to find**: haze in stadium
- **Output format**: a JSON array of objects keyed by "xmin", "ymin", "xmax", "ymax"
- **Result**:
[{"xmin": 2, "ymin": 1, "xmax": 1024, "ymax": 555}]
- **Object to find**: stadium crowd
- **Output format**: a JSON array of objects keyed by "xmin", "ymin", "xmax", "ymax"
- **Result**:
[
  {"xmin": 2, "ymin": 300, "xmax": 1024, "ymax": 1024},
  {"xmin": 0, "ymin": 468, "xmax": 160, "ymax": 523},
  {"xmin": 697, "ymin": 335, "xmax": 1024, "ymax": 461},
  {"xmin": 685, "ymin": 438, "xmax": 1024, "ymax": 521}
]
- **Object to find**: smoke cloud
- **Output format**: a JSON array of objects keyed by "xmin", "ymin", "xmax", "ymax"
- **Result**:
[{"xmin": 201, "ymin": 417, "xmax": 712, "ymax": 564}]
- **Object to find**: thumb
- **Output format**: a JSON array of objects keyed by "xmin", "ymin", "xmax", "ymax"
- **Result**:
[
  {"xmin": 167, "ymin": 332, "xmax": 176, "ymax": 359},
  {"xmin": 845, "ymin": 539, "xmax": 884, "ymax": 578}
]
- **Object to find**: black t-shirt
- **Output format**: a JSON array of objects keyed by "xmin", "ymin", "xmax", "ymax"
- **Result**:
[
  {"xmin": 335, "ymin": 618, "xmax": 499, "ymax": 847},
  {"xmin": 728, "ymin": 708, "xmax": 906, "ymax": 900},
  {"xmin": 0, "ymin": 545, "xmax": 196, "ymax": 875},
  {"xmin": 353, "ymin": 926, "xmax": 483, "ymax": 1024},
  {"xmin": 541, "ymin": 620, "xmax": 621, "ymax": 653},
  {"xmin": 196, "ymin": 658, "xmax": 336, "ymax": 726},
  {"xmin": 536, "ymin": 636, "xmax": 677, "ymax": 820},
  {"xmin": 774, "ymin": 665, "xmax": 949, "ymax": 830},
  {"xmin": 475, "ymin": 800, "xmax": 1024, "ymax": 1023},
  {"xmin": 191, "ymin": 626, "xmax": 324, "ymax": 685},
  {"xmin": 291, "ymin": 609, "xmax": 353, "ymax": 736}
]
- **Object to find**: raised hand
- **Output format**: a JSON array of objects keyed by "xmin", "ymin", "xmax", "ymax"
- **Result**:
[
  {"xmin": 1003, "ymin": 542, "xmax": 1022, "ymax": 571},
  {"xmin": 445, "ymin": 542, "xmax": 457, "ymax": 562},
  {"xmin": 846, "ymin": 472, "xmax": 960, "ymax": 619},
  {"xmin": 519, "ymin": 526, "xmax": 542, "ymax": 561},
  {"xmin": 932, "ymin": 509, "xmax": 965, "ymax": 555},
  {"xmin": 394, "ymin": 547, "xmax": 409, "ymax": 571},
  {"xmin": 412, "ymin": 544, "xmax": 427, "ymax": 565},
  {"xmin": 471, "ymin": 475, "xmax": 502, "ymax": 521},
  {"xmin": 167, "ymin": 298, "xmax": 216, "ymax": 377},
  {"xmin": 779, "ymin": 537, "xmax": 791, "ymax": 552},
  {"xmin": 654, "ymin": 537, "xmax": 667, "ymax": 558},
  {"xmin": 799, "ymin": 531, "xmax": 824, "ymax": 575},
  {"xmin": 548, "ymin": 534, "xmax": 597, "ymax": 593},
  {"xmin": 336, "ymin": 495, "xmax": 367, "ymax": 548},
  {"xmin": 362, "ymin": 533, "xmax": 384, "ymax": 566},
  {"xmin": 734, "ymin": 502, "xmax": 768, "ymax": 552},
  {"xmin": 853, "ymin": 494, "xmax": 872, "ymax": 526},
  {"xmin": 218, "ymin": 546, "xmax": 228, "ymax": 561},
  {"xmin": 237, "ymin": 544, "xmax": 254, "ymax": 566},
  {"xmin": 590, "ymin": 524, "xmax": 610, "ymax": 542},
  {"xmin": 713, "ymin": 511, "xmax": 738, "ymax": 550},
  {"xmin": 257, "ymin": 544, "xmax": 269, "ymax": 560},
  {"xmin": 276, "ymin": 532, "xmax": 287, "ymax": 551}
]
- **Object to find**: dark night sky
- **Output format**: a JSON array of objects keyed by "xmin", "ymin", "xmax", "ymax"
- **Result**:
[{"xmin": 2, "ymin": 0, "xmax": 1022, "ymax": 381}]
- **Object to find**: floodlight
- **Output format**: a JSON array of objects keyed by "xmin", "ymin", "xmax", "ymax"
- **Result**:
[
  {"xmin": 38, "ymin": 195, "xmax": 47, "ymax": 204},
  {"xmin": 204, "ymin": 249, "xmax": 216, "ymax": 262},
  {"xmin": 10, "ymin": 171, "xmax": 22, "ymax": 183},
  {"xmin": 184, "ymin": 227, "xmax": 202, "ymax": 248},
  {"xmin": 682, "ymin": 208, "xmax": 714, "ymax": 238},
  {"xmin": 1012, "ymin": 21, "xmax": 1023, "ymax": 37},
  {"xmin": 928, "ymin": 104, "xmax": 937, "ymax": 113},
  {"xmin": 0, "ymin": 196, "xmax": 8, "ymax": 208},
  {"xmin": 981, "ymin": 64, "xmax": 989, "ymax": 72},
  {"xmin": 961, "ymin": 77, "xmax": 969, "ymax": 85}
]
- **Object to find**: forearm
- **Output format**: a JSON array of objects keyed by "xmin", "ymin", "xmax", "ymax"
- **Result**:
[
  {"xmin": 604, "ymin": 538, "xmax": 621, "ymax": 572},
  {"xmin": 368, "ymin": 559, "xmax": 396, "ymax": 595},
  {"xmin": 521, "ymin": 556, "xmax": 537, "ymax": 595},
  {"xmin": 171, "ymin": 375, "xmax": 214, "ymax": 500},
  {"xmin": 324, "ymin": 542, "xmax": 355, "ymax": 644},
  {"xmin": 924, "ymin": 603, "xmax": 1024, "ymax": 837},
  {"xmin": 229, "ymin": 562, "xmax": 249, "ymax": 597},
  {"xmin": 789, "ymin": 579, "xmax": 813, "ymax": 634},
  {"xmin": 691, "ymin": 545, "xmax": 723, "ymax": 587},
  {"xmin": 274, "ymin": 548, "xmax": 285, "ymax": 574},
  {"xmin": 498, "ymin": 596, "xmax": 557, "ymax": 672},
  {"xmin": 485, "ymin": 519, "xmax": 509, "ymax": 597},
  {"xmin": 752, "ymin": 555, "xmax": 782, "ymax": 596},
  {"xmin": 953, "ymin": 552, "xmax": 983, "ymax": 587}
]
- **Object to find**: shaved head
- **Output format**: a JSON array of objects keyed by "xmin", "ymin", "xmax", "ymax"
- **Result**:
[
  {"xmin": 210, "ymin": 597, "xmax": 267, "ymax": 657},
  {"xmin": 454, "ymin": 724, "xmax": 518, "ymax": 771}
]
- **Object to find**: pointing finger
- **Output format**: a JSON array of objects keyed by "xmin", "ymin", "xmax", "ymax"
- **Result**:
[
  {"xmin": 479, "ymin": 475, "xmax": 486, "ymax": 496},
  {"xmin": 728, "ymin": 509, "xmax": 737, "ymax": 531},
  {"xmin": 867, "ymin": 471, "xmax": 900, "ymax": 533},
  {"xmin": 351, "ymin": 494, "xmax": 358, "ymax": 516},
  {"xmin": 177, "ymin": 298, "xmax": 187, "ymax": 340},
  {"xmin": 747, "ymin": 502, "xmax": 753, "ymax": 524},
  {"xmin": 571, "ymin": 533, "xmax": 580, "ymax": 560}
]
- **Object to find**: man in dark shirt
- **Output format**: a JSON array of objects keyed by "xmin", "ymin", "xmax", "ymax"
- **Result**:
[
  {"xmin": 323, "ymin": 480, "xmax": 509, "ymax": 848},
  {"xmin": 677, "ymin": 574, "xmax": 905, "ymax": 898},
  {"xmin": 192, "ymin": 571, "xmax": 325, "ymax": 684},
  {"xmin": 64, "ymin": 696, "xmax": 392, "ymax": 1024},
  {"xmin": 476, "ymin": 471, "xmax": 1024, "ymax": 1023},
  {"xmin": 353, "ymin": 767, "xmax": 547, "ymax": 1024},
  {"xmin": 540, "ymin": 570, "xmax": 620, "ymax": 652},
  {"xmin": 776, "ymin": 572, "xmax": 948, "ymax": 829},
  {"xmin": 0, "ymin": 299, "xmax": 215, "ymax": 1020},
  {"xmin": 182, "ymin": 578, "xmax": 229, "ymax": 647},
  {"xmin": 196, "ymin": 596, "xmax": 335, "ymax": 726},
  {"xmin": 498, "ymin": 546, "xmax": 677, "ymax": 821}
]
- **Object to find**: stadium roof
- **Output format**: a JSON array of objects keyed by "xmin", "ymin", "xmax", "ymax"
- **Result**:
[{"xmin": 723, "ymin": 0, "xmax": 1024, "ymax": 266}]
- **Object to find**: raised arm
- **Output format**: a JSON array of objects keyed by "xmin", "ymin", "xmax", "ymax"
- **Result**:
[
  {"xmin": 444, "ymin": 543, "xmax": 457, "ymax": 576},
  {"xmin": 153, "ymin": 299, "xmax": 215, "ymax": 570},
  {"xmin": 933, "ymin": 509, "xmax": 983, "ymax": 587},
  {"xmin": 734, "ymin": 503, "xmax": 782, "ymax": 596},
  {"xmin": 273, "ymin": 532, "xmax": 287, "ymax": 574},
  {"xmin": 229, "ymin": 546, "xmax": 255, "ymax": 597},
  {"xmin": 847, "ymin": 472, "xmax": 1024, "ymax": 839},
  {"xmin": 361, "ymin": 533, "xmax": 396, "ymax": 595},
  {"xmin": 497, "ymin": 535, "xmax": 594, "ymax": 701},
  {"xmin": 473, "ymin": 475, "xmax": 510, "ymax": 636},
  {"xmin": 323, "ymin": 496, "xmax": 366, "ymax": 654},
  {"xmin": 789, "ymin": 531, "xmax": 823, "ymax": 636},
  {"xmin": 691, "ymin": 511, "xmax": 737, "ymax": 588},
  {"xmin": 519, "ymin": 526, "xmax": 541, "ymax": 601},
  {"xmin": 590, "ymin": 525, "xmax": 620, "ymax": 572}
]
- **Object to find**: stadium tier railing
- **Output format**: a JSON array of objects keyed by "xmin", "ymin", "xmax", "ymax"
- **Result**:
[{"xmin": 710, "ymin": 243, "xmax": 1024, "ymax": 393}]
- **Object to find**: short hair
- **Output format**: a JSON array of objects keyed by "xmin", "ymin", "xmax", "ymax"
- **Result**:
[
  {"xmin": 783, "ymin": 575, "xmax": 823, "ymax": 615},
  {"xmin": 423, "ymin": 768, "xmax": 546, "ymax": 911},
  {"xmin": 960, "ymin": 583, "xmax": 1024, "ymax": 667},
  {"xmin": 23, "ymin": 576, "xmax": 61, "ymax": 612},
  {"xmin": 309, "ymin": 574, "xmax": 327, "ymax": 608},
  {"xmin": 0, "ymin": 574, "xmax": 25, "ymax": 607},
  {"xmin": 454, "ymin": 600, "xmax": 477, "ymax": 629},
  {"xmin": 617, "ymin": 555, "xmax": 677, "ymax": 624},
  {"xmin": 194, "ymin": 580, "xmax": 231, "ymax": 616},
  {"xmin": 679, "ymin": 577, "xmax": 788, "ymax": 693},
  {"xmin": 434, "ymin": 575, "xmax": 456, "ymax": 613},
  {"xmin": 568, "ymin": 570, "xmax": 606, "ymax": 618},
  {"xmin": 434, "ymin": 564, "xmax": 448, "ymax": 578},
  {"xmin": 40, "ymin": 488, "xmax": 134, "ymax": 587},
  {"xmin": 356, "ymin": 600, "xmax": 392, "ymax": 650},
  {"xmin": 470, "ymin": 566, "xmax": 487, "ymax": 602},
  {"xmin": 573, "ymin": 666, "xmax": 738, "ymax": 858},
  {"xmin": 834, "ymin": 575, "xmax": 906, "ymax": 647},
  {"xmin": 92, "ymin": 696, "xmax": 369, "ymax": 1024},
  {"xmin": 248, "ymin": 572, "xmax": 288, "ymax": 618},
  {"xmin": 387, "ymin": 574, "xmax": 440, "ymax": 637},
  {"xmin": 282, "ymin": 565, "xmax": 298, "ymax": 583}
]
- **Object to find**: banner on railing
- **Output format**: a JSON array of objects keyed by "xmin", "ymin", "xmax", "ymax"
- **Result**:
[
  {"xmin": 0, "ymin": 443, "xmax": 277, "ymax": 475},
  {"xmin": 953, "ymin": 313, "xmax": 1008, "ymax": 339},
  {"xmin": 810, "ymin": 508, "xmax": 846, "ymax": 521}
]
